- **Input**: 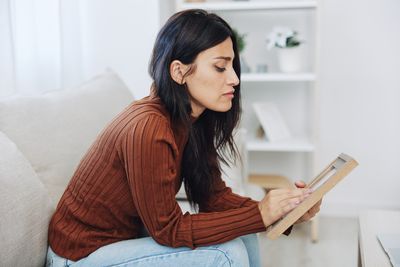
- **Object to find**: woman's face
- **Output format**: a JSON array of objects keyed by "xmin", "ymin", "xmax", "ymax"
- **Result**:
[{"xmin": 185, "ymin": 37, "xmax": 240, "ymax": 118}]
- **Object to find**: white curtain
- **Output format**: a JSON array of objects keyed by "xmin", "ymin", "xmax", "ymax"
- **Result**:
[{"xmin": 0, "ymin": 0, "xmax": 83, "ymax": 97}]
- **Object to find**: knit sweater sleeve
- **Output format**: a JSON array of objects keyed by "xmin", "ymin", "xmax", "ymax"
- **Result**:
[
  {"xmin": 120, "ymin": 114, "xmax": 266, "ymax": 248},
  {"xmin": 199, "ymin": 163, "xmax": 258, "ymax": 213},
  {"xmin": 197, "ymin": 150, "xmax": 294, "ymax": 235}
]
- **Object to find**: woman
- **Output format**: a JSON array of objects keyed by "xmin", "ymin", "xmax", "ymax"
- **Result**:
[{"xmin": 47, "ymin": 9, "xmax": 321, "ymax": 267}]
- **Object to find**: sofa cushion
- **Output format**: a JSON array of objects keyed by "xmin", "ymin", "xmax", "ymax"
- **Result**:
[
  {"xmin": 0, "ymin": 131, "xmax": 53, "ymax": 267},
  {"xmin": 0, "ymin": 70, "xmax": 134, "ymax": 204}
]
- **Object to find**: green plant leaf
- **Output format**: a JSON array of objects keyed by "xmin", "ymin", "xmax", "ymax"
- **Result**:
[{"xmin": 232, "ymin": 28, "xmax": 246, "ymax": 53}]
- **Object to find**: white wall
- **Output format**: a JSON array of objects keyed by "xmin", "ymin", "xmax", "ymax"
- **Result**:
[
  {"xmin": 79, "ymin": 0, "xmax": 163, "ymax": 99},
  {"xmin": 317, "ymin": 0, "xmax": 400, "ymax": 216}
]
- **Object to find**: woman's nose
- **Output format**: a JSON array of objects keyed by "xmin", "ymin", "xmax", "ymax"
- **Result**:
[{"xmin": 227, "ymin": 68, "xmax": 240, "ymax": 86}]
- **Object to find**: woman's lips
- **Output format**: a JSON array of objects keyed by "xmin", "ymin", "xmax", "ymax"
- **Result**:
[{"xmin": 223, "ymin": 92, "xmax": 234, "ymax": 98}]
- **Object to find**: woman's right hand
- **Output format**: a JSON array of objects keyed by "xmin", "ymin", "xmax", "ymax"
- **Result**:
[{"xmin": 257, "ymin": 187, "xmax": 313, "ymax": 228}]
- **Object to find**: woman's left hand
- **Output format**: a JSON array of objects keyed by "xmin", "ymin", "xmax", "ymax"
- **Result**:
[{"xmin": 293, "ymin": 181, "xmax": 322, "ymax": 224}]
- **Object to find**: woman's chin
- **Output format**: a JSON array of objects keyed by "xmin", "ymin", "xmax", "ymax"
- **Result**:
[{"xmin": 212, "ymin": 103, "xmax": 232, "ymax": 113}]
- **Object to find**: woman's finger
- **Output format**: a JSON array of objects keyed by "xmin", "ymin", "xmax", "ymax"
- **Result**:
[
  {"xmin": 278, "ymin": 196, "xmax": 300, "ymax": 208},
  {"xmin": 310, "ymin": 204, "xmax": 321, "ymax": 216},
  {"xmin": 272, "ymin": 188, "xmax": 313, "ymax": 199},
  {"xmin": 295, "ymin": 199, "xmax": 323, "ymax": 224},
  {"xmin": 280, "ymin": 199, "xmax": 300, "ymax": 216},
  {"xmin": 301, "ymin": 212, "xmax": 312, "ymax": 221},
  {"xmin": 310, "ymin": 199, "xmax": 322, "ymax": 214},
  {"xmin": 294, "ymin": 180, "xmax": 306, "ymax": 188},
  {"xmin": 267, "ymin": 188, "xmax": 294, "ymax": 197},
  {"xmin": 270, "ymin": 188, "xmax": 312, "ymax": 209}
]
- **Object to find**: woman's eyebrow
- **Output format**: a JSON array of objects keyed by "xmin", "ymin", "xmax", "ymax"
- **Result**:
[{"xmin": 213, "ymin": 56, "xmax": 233, "ymax": 61}]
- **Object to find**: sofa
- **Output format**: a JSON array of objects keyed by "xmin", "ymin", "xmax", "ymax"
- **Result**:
[{"xmin": 0, "ymin": 70, "xmax": 264, "ymax": 267}]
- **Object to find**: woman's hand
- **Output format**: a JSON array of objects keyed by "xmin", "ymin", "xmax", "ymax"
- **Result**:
[
  {"xmin": 257, "ymin": 186, "xmax": 313, "ymax": 228},
  {"xmin": 293, "ymin": 181, "xmax": 322, "ymax": 224}
]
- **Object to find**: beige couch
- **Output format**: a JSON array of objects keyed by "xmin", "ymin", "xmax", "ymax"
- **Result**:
[{"xmin": 0, "ymin": 70, "xmax": 263, "ymax": 267}]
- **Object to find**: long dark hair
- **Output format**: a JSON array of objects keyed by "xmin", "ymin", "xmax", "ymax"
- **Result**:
[{"xmin": 148, "ymin": 9, "xmax": 241, "ymax": 209}]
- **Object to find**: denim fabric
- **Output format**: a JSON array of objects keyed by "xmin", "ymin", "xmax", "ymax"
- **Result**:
[{"xmin": 46, "ymin": 233, "xmax": 261, "ymax": 267}]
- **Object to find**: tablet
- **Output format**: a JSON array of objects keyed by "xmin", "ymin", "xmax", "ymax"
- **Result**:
[{"xmin": 266, "ymin": 153, "xmax": 359, "ymax": 240}]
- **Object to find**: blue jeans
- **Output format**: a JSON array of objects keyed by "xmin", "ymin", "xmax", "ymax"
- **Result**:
[{"xmin": 46, "ymin": 233, "xmax": 261, "ymax": 267}]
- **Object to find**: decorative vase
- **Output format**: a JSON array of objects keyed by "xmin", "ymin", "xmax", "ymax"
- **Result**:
[{"xmin": 277, "ymin": 46, "xmax": 302, "ymax": 73}]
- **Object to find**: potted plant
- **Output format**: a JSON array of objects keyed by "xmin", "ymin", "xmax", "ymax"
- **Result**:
[
  {"xmin": 266, "ymin": 27, "xmax": 303, "ymax": 73},
  {"xmin": 233, "ymin": 28, "xmax": 251, "ymax": 73}
]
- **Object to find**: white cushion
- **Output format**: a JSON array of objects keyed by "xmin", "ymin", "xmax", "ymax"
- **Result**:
[
  {"xmin": 0, "ymin": 70, "xmax": 134, "ymax": 203},
  {"xmin": 0, "ymin": 131, "xmax": 53, "ymax": 267}
]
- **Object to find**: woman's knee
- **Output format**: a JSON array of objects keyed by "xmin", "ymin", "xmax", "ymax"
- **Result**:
[{"xmin": 214, "ymin": 237, "xmax": 250, "ymax": 267}]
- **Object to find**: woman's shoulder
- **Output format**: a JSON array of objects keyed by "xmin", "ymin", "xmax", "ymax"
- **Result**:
[
  {"xmin": 129, "ymin": 94, "xmax": 170, "ymax": 123},
  {"xmin": 110, "ymin": 94, "xmax": 173, "ymax": 136},
  {"xmin": 99, "ymin": 93, "xmax": 188, "ymax": 155}
]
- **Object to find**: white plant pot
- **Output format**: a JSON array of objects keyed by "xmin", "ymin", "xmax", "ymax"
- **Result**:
[{"xmin": 277, "ymin": 47, "xmax": 302, "ymax": 73}]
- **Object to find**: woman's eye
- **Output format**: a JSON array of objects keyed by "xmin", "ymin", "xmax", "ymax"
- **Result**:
[{"xmin": 215, "ymin": 66, "xmax": 226, "ymax": 72}]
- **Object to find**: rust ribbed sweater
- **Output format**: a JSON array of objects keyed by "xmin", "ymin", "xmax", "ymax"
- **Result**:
[{"xmin": 48, "ymin": 93, "xmax": 267, "ymax": 261}]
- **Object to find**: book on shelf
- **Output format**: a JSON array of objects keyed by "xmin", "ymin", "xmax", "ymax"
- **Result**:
[{"xmin": 253, "ymin": 102, "xmax": 291, "ymax": 143}]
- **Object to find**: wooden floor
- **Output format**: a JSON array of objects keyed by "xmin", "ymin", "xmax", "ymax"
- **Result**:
[{"xmin": 258, "ymin": 216, "xmax": 359, "ymax": 267}]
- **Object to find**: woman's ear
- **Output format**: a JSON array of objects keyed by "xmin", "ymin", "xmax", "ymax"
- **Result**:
[{"xmin": 170, "ymin": 60, "xmax": 189, "ymax": 85}]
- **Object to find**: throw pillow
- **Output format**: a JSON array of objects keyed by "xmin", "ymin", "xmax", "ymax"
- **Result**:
[
  {"xmin": 0, "ymin": 131, "xmax": 53, "ymax": 267},
  {"xmin": 0, "ymin": 70, "xmax": 134, "ymax": 203}
]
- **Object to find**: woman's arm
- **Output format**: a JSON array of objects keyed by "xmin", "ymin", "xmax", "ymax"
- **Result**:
[
  {"xmin": 198, "ymin": 167, "xmax": 258, "ymax": 213},
  {"xmin": 119, "ymin": 115, "xmax": 266, "ymax": 248},
  {"xmin": 199, "ymin": 156, "xmax": 305, "ymax": 235}
]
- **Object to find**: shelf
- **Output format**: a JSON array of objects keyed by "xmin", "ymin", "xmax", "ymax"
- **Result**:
[
  {"xmin": 178, "ymin": 1, "xmax": 318, "ymax": 11},
  {"xmin": 246, "ymin": 137, "xmax": 314, "ymax": 152},
  {"xmin": 249, "ymin": 174, "xmax": 293, "ymax": 189},
  {"xmin": 241, "ymin": 72, "xmax": 316, "ymax": 82}
]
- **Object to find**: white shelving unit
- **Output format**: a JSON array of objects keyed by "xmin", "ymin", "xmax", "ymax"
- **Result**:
[
  {"xmin": 176, "ymin": 1, "xmax": 317, "ymax": 11},
  {"xmin": 241, "ymin": 72, "xmax": 316, "ymax": 82},
  {"xmin": 176, "ymin": 0, "xmax": 318, "ymax": 156},
  {"xmin": 246, "ymin": 137, "xmax": 314, "ymax": 152},
  {"xmin": 176, "ymin": 0, "xmax": 320, "ymax": 240}
]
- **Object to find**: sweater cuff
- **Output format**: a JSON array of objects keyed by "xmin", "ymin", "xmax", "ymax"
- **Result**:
[{"xmin": 253, "ymin": 204, "xmax": 267, "ymax": 232}]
